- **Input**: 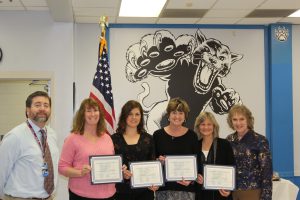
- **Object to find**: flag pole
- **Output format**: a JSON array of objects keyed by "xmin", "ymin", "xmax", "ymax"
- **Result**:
[{"xmin": 99, "ymin": 16, "xmax": 108, "ymax": 57}]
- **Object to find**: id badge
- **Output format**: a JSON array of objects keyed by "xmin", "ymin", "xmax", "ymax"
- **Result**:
[{"xmin": 42, "ymin": 162, "xmax": 49, "ymax": 177}]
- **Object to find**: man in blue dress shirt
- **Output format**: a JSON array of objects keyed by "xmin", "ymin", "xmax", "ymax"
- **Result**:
[{"xmin": 0, "ymin": 91, "xmax": 59, "ymax": 200}]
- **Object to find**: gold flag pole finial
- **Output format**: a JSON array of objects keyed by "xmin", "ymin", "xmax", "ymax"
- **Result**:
[
  {"xmin": 98, "ymin": 16, "xmax": 108, "ymax": 57},
  {"xmin": 99, "ymin": 16, "xmax": 108, "ymax": 38}
]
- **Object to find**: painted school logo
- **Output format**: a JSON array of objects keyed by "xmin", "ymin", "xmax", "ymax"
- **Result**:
[
  {"xmin": 124, "ymin": 29, "xmax": 243, "ymax": 133},
  {"xmin": 275, "ymin": 26, "xmax": 289, "ymax": 42}
]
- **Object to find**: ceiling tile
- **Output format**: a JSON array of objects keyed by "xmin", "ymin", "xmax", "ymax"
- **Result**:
[
  {"xmin": 72, "ymin": 0, "xmax": 120, "ymax": 8},
  {"xmin": 212, "ymin": 0, "xmax": 265, "ymax": 9},
  {"xmin": 247, "ymin": 9, "xmax": 296, "ymax": 18},
  {"xmin": 204, "ymin": 9, "xmax": 252, "ymax": 18},
  {"xmin": 279, "ymin": 17, "xmax": 300, "ymax": 24},
  {"xmin": 76, "ymin": 16, "xmax": 117, "ymax": 23},
  {"xmin": 197, "ymin": 17, "xmax": 241, "ymax": 24},
  {"xmin": 237, "ymin": 17, "xmax": 282, "ymax": 24},
  {"xmin": 160, "ymin": 9, "xmax": 207, "ymax": 18},
  {"xmin": 166, "ymin": 0, "xmax": 217, "ymax": 9},
  {"xmin": 74, "ymin": 7, "xmax": 118, "ymax": 17},
  {"xmin": 157, "ymin": 17, "xmax": 198, "ymax": 24},
  {"xmin": 259, "ymin": 0, "xmax": 300, "ymax": 9},
  {"xmin": 116, "ymin": 17, "xmax": 157, "ymax": 24}
]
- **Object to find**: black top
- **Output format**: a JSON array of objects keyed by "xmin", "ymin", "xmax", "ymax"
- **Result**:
[
  {"xmin": 196, "ymin": 138, "xmax": 235, "ymax": 200},
  {"xmin": 111, "ymin": 132, "xmax": 155, "ymax": 194},
  {"xmin": 153, "ymin": 128, "xmax": 199, "ymax": 192}
]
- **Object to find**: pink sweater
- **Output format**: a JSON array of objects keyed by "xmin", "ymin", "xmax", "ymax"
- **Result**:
[{"xmin": 58, "ymin": 133, "xmax": 116, "ymax": 198}]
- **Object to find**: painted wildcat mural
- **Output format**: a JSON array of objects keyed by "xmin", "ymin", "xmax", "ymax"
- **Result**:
[{"xmin": 125, "ymin": 29, "xmax": 243, "ymax": 133}]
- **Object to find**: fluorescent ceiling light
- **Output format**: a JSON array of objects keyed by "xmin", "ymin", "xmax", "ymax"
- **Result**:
[
  {"xmin": 289, "ymin": 9, "xmax": 300, "ymax": 17},
  {"xmin": 119, "ymin": 0, "xmax": 167, "ymax": 17}
]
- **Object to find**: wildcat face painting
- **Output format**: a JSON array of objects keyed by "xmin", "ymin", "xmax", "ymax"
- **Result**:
[{"xmin": 124, "ymin": 29, "xmax": 243, "ymax": 133}]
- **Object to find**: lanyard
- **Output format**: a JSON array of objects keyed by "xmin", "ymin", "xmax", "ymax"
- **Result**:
[{"xmin": 26, "ymin": 120, "xmax": 47, "ymax": 158}]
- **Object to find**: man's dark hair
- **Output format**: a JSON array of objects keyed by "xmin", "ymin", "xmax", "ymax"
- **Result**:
[{"xmin": 26, "ymin": 91, "xmax": 51, "ymax": 108}]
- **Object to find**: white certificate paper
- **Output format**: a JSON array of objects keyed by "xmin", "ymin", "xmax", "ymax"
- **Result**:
[
  {"xmin": 203, "ymin": 164, "xmax": 235, "ymax": 190},
  {"xmin": 165, "ymin": 155, "xmax": 197, "ymax": 181},
  {"xmin": 130, "ymin": 161, "xmax": 164, "ymax": 188},
  {"xmin": 89, "ymin": 155, "xmax": 123, "ymax": 184}
]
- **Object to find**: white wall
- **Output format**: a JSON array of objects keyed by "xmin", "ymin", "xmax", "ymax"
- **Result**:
[
  {"xmin": 0, "ymin": 11, "xmax": 74, "ymax": 200},
  {"xmin": 74, "ymin": 23, "xmax": 100, "ymax": 107}
]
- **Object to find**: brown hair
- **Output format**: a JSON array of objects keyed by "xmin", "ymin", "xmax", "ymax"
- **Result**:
[
  {"xmin": 116, "ymin": 100, "xmax": 146, "ymax": 134},
  {"xmin": 71, "ymin": 98, "xmax": 106, "ymax": 136},
  {"xmin": 166, "ymin": 97, "xmax": 190, "ymax": 120},
  {"xmin": 25, "ymin": 91, "xmax": 51, "ymax": 118},
  {"xmin": 194, "ymin": 112, "xmax": 219, "ymax": 139},
  {"xmin": 227, "ymin": 104, "xmax": 254, "ymax": 130}
]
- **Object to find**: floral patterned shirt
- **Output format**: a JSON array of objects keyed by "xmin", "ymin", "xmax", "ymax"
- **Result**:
[{"xmin": 226, "ymin": 130, "xmax": 272, "ymax": 200}]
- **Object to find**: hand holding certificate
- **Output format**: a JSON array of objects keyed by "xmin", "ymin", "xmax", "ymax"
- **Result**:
[
  {"xmin": 165, "ymin": 155, "xmax": 197, "ymax": 181},
  {"xmin": 203, "ymin": 164, "xmax": 235, "ymax": 190},
  {"xmin": 129, "ymin": 161, "xmax": 164, "ymax": 188},
  {"xmin": 89, "ymin": 155, "xmax": 123, "ymax": 184}
]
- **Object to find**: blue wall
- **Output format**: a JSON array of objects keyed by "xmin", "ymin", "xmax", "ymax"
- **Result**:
[{"xmin": 268, "ymin": 24, "xmax": 299, "ymax": 199}]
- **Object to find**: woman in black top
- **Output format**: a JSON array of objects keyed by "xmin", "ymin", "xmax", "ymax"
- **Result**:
[
  {"xmin": 194, "ymin": 112, "xmax": 235, "ymax": 200},
  {"xmin": 153, "ymin": 97, "xmax": 199, "ymax": 200},
  {"xmin": 111, "ymin": 100, "xmax": 156, "ymax": 200}
]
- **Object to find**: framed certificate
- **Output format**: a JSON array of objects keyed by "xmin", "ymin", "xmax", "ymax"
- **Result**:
[
  {"xmin": 129, "ymin": 161, "xmax": 164, "ymax": 188},
  {"xmin": 89, "ymin": 155, "xmax": 123, "ymax": 184},
  {"xmin": 165, "ymin": 155, "xmax": 197, "ymax": 181},
  {"xmin": 203, "ymin": 164, "xmax": 236, "ymax": 190}
]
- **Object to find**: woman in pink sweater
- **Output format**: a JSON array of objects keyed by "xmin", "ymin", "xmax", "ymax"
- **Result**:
[{"xmin": 58, "ymin": 98, "xmax": 116, "ymax": 200}]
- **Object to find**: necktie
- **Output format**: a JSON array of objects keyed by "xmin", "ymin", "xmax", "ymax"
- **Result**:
[{"xmin": 40, "ymin": 129, "xmax": 54, "ymax": 195}]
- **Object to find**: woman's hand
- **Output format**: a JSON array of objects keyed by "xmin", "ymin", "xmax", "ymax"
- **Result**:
[
  {"xmin": 80, "ymin": 164, "xmax": 91, "ymax": 177},
  {"xmin": 122, "ymin": 164, "xmax": 132, "ymax": 180},
  {"xmin": 219, "ymin": 189, "xmax": 231, "ymax": 197},
  {"xmin": 196, "ymin": 174, "xmax": 203, "ymax": 184},
  {"xmin": 177, "ymin": 178, "xmax": 192, "ymax": 186},
  {"xmin": 148, "ymin": 185, "xmax": 159, "ymax": 192}
]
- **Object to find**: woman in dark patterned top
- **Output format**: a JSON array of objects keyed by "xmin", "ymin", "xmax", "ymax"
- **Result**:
[
  {"xmin": 226, "ymin": 104, "xmax": 272, "ymax": 200},
  {"xmin": 111, "ymin": 100, "xmax": 156, "ymax": 200},
  {"xmin": 194, "ymin": 112, "xmax": 235, "ymax": 200},
  {"xmin": 153, "ymin": 97, "xmax": 199, "ymax": 200}
]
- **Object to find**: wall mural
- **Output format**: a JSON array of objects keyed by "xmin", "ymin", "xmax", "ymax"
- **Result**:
[{"xmin": 123, "ymin": 29, "xmax": 243, "ymax": 132}]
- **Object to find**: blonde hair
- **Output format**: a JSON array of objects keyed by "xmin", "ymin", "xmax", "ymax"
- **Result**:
[
  {"xmin": 227, "ymin": 104, "xmax": 254, "ymax": 130},
  {"xmin": 194, "ymin": 112, "xmax": 219, "ymax": 139}
]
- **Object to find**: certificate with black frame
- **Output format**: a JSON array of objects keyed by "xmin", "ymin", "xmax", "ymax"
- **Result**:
[
  {"xmin": 203, "ymin": 164, "xmax": 236, "ymax": 190},
  {"xmin": 165, "ymin": 155, "xmax": 197, "ymax": 181},
  {"xmin": 89, "ymin": 155, "xmax": 123, "ymax": 184},
  {"xmin": 129, "ymin": 161, "xmax": 164, "ymax": 188}
]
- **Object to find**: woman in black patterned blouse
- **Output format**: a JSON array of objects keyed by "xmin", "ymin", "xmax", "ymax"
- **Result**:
[
  {"xmin": 226, "ymin": 104, "xmax": 272, "ymax": 200},
  {"xmin": 111, "ymin": 100, "xmax": 157, "ymax": 200}
]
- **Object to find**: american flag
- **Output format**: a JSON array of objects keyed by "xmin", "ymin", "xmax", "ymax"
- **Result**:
[{"xmin": 90, "ymin": 37, "xmax": 116, "ymax": 134}]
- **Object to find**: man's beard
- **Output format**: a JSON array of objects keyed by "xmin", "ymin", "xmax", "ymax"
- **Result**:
[{"xmin": 33, "ymin": 113, "xmax": 49, "ymax": 123}]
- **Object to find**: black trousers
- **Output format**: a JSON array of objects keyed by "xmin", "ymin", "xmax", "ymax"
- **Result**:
[
  {"xmin": 115, "ymin": 190, "xmax": 154, "ymax": 200},
  {"xmin": 69, "ymin": 189, "xmax": 115, "ymax": 200}
]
